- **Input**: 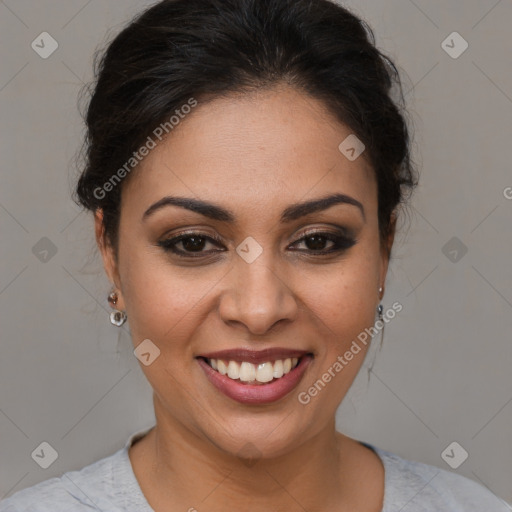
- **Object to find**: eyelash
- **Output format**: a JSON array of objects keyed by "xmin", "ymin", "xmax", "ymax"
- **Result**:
[{"xmin": 157, "ymin": 229, "xmax": 357, "ymax": 258}]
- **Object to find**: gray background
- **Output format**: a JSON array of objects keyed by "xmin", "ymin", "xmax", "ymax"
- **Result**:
[{"xmin": 1, "ymin": 0, "xmax": 511, "ymax": 506}]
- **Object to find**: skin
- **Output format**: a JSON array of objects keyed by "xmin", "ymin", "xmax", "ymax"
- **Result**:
[{"xmin": 95, "ymin": 84, "xmax": 396, "ymax": 511}]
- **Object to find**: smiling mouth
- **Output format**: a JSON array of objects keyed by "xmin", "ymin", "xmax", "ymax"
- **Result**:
[
  {"xmin": 199, "ymin": 356, "xmax": 304, "ymax": 385},
  {"xmin": 196, "ymin": 350, "xmax": 314, "ymax": 404}
]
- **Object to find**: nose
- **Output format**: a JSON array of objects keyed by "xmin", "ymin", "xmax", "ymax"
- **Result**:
[{"xmin": 218, "ymin": 256, "xmax": 299, "ymax": 336}]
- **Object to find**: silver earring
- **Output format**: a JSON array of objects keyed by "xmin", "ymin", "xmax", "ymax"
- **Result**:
[
  {"xmin": 377, "ymin": 286, "xmax": 384, "ymax": 320},
  {"xmin": 108, "ymin": 291, "xmax": 127, "ymax": 327},
  {"xmin": 110, "ymin": 310, "xmax": 127, "ymax": 327}
]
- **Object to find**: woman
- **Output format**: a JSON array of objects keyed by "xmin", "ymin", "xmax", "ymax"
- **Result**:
[{"xmin": 1, "ymin": 0, "xmax": 509, "ymax": 510}]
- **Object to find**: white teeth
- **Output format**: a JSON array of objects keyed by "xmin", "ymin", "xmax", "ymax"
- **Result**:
[
  {"xmin": 273, "ymin": 360, "xmax": 284, "ymax": 378},
  {"xmin": 256, "ymin": 362, "xmax": 274, "ymax": 383},
  {"xmin": 227, "ymin": 361, "xmax": 240, "ymax": 379},
  {"xmin": 207, "ymin": 357, "xmax": 301, "ymax": 383},
  {"xmin": 239, "ymin": 362, "xmax": 256, "ymax": 382},
  {"xmin": 217, "ymin": 359, "xmax": 227, "ymax": 375}
]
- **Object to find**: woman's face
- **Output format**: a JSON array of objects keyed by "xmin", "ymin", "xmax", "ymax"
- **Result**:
[{"xmin": 97, "ymin": 85, "xmax": 393, "ymax": 459}]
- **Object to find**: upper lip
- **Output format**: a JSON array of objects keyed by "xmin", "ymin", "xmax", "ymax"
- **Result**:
[{"xmin": 197, "ymin": 348, "xmax": 311, "ymax": 364}]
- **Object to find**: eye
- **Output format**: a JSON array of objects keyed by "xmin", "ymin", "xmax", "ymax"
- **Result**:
[
  {"xmin": 157, "ymin": 232, "xmax": 224, "ymax": 258},
  {"xmin": 289, "ymin": 230, "xmax": 357, "ymax": 254}
]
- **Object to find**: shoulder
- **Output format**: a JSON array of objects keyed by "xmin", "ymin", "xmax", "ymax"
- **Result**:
[
  {"xmin": 0, "ymin": 444, "xmax": 137, "ymax": 512},
  {"xmin": 0, "ymin": 450, "xmax": 121, "ymax": 512},
  {"xmin": 371, "ymin": 445, "xmax": 511, "ymax": 512},
  {"xmin": 0, "ymin": 427, "xmax": 154, "ymax": 512}
]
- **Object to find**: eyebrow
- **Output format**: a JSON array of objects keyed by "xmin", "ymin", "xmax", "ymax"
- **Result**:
[{"xmin": 142, "ymin": 192, "xmax": 365, "ymax": 223}]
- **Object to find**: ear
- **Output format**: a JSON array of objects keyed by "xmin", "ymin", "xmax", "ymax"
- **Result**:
[
  {"xmin": 94, "ymin": 209, "xmax": 125, "ymax": 308},
  {"xmin": 379, "ymin": 211, "xmax": 397, "ymax": 296}
]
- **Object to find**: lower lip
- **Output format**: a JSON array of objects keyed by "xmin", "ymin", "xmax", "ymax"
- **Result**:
[{"xmin": 197, "ymin": 356, "xmax": 313, "ymax": 405}]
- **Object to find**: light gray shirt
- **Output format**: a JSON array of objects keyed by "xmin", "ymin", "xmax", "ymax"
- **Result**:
[{"xmin": 1, "ymin": 427, "xmax": 510, "ymax": 511}]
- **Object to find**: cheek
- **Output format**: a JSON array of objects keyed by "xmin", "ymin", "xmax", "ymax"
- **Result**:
[
  {"xmin": 118, "ymin": 250, "xmax": 210, "ymax": 410},
  {"xmin": 295, "ymin": 258, "xmax": 380, "ymax": 412},
  {"xmin": 118, "ymin": 243, "xmax": 207, "ymax": 350},
  {"xmin": 302, "ymin": 254, "xmax": 380, "ymax": 339}
]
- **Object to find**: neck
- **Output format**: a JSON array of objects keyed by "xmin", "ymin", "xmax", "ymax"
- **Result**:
[{"xmin": 131, "ymin": 394, "xmax": 383, "ymax": 512}]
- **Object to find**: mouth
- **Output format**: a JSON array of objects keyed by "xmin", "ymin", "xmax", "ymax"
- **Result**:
[{"xmin": 196, "ymin": 348, "xmax": 314, "ymax": 404}]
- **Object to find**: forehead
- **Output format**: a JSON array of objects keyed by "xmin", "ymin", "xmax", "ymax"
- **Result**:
[{"xmin": 123, "ymin": 85, "xmax": 376, "ymax": 220}]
